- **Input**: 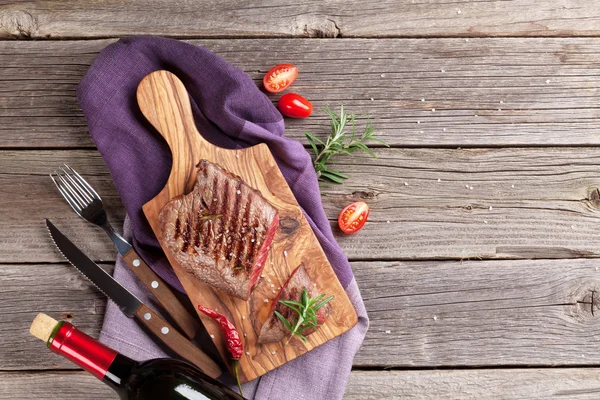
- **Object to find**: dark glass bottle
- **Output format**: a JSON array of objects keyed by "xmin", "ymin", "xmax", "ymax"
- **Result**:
[{"xmin": 36, "ymin": 317, "xmax": 245, "ymax": 400}]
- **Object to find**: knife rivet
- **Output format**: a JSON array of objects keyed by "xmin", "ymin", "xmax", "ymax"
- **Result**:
[
  {"xmin": 151, "ymin": 281, "xmax": 159, "ymax": 289},
  {"xmin": 161, "ymin": 327, "xmax": 169, "ymax": 334},
  {"xmin": 144, "ymin": 313, "xmax": 151, "ymax": 320},
  {"xmin": 133, "ymin": 259, "xmax": 141, "ymax": 267}
]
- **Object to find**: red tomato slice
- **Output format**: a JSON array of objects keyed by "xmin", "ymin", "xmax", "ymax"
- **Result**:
[
  {"xmin": 277, "ymin": 93, "xmax": 313, "ymax": 119},
  {"xmin": 263, "ymin": 64, "xmax": 298, "ymax": 93},
  {"xmin": 338, "ymin": 202, "xmax": 370, "ymax": 234}
]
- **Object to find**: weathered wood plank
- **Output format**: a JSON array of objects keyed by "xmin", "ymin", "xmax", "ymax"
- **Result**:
[
  {"xmin": 353, "ymin": 258, "xmax": 600, "ymax": 367},
  {"xmin": 0, "ymin": 263, "xmax": 107, "ymax": 370},
  {"xmin": 2, "ymin": 38, "xmax": 600, "ymax": 148},
  {"xmin": 3, "ymin": 369, "xmax": 600, "ymax": 400},
  {"xmin": 1, "ymin": 1, "xmax": 599, "ymax": 39},
  {"xmin": 0, "ymin": 372, "xmax": 114, "ymax": 399},
  {"xmin": 2, "ymin": 148, "xmax": 600, "ymax": 263},
  {"xmin": 4, "ymin": 259, "xmax": 600, "ymax": 370},
  {"xmin": 344, "ymin": 369, "xmax": 600, "ymax": 400}
]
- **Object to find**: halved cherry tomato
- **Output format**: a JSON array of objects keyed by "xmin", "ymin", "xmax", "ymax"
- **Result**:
[
  {"xmin": 263, "ymin": 64, "xmax": 298, "ymax": 93},
  {"xmin": 338, "ymin": 202, "xmax": 370, "ymax": 234},
  {"xmin": 277, "ymin": 93, "xmax": 313, "ymax": 119}
]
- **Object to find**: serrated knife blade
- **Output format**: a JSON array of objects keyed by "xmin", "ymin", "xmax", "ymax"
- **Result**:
[
  {"xmin": 45, "ymin": 219, "xmax": 222, "ymax": 378},
  {"xmin": 46, "ymin": 219, "xmax": 142, "ymax": 317}
]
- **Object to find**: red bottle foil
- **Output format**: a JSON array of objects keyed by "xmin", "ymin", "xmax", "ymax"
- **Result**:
[{"xmin": 49, "ymin": 321, "xmax": 117, "ymax": 380}]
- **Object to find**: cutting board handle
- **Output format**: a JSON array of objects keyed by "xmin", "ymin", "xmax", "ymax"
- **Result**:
[{"xmin": 137, "ymin": 70, "xmax": 208, "ymax": 194}]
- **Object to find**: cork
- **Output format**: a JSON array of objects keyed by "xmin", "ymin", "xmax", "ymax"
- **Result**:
[{"xmin": 30, "ymin": 313, "xmax": 58, "ymax": 343}]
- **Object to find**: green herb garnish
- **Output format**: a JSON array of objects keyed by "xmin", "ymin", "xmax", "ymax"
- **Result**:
[
  {"xmin": 275, "ymin": 287, "xmax": 334, "ymax": 345},
  {"xmin": 199, "ymin": 213, "xmax": 222, "ymax": 221},
  {"xmin": 305, "ymin": 106, "xmax": 388, "ymax": 184}
]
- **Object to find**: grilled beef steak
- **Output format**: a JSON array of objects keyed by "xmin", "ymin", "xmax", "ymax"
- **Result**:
[
  {"xmin": 258, "ymin": 263, "xmax": 332, "ymax": 344},
  {"xmin": 159, "ymin": 160, "xmax": 279, "ymax": 300}
]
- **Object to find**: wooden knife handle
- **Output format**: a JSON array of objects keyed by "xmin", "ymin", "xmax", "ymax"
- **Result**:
[
  {"xmin": 123, "ymin": 249, "xmax": 201, "ymax": 340},
  {"xmin": 134, "ymin": 304, "xmax": 222, "ymax": 378}
]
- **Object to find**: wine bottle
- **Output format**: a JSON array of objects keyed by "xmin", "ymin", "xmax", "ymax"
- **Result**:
[{"xmin": 30, "ymin": 313, "xmax": 245, "ymax": 400}]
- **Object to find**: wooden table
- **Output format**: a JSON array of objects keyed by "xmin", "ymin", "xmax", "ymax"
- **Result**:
[{"xmin": 2, "ymin": 1, "xmax": 600, "ymax": 398}]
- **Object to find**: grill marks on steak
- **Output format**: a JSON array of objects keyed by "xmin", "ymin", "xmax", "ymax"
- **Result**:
[
  {"xmin": 258, "ymin": 264, "xmax": 332, "ymax": 344},
  {"xmin": 159, "ymin": 160, "xmax": 279, "ymax": 300}
]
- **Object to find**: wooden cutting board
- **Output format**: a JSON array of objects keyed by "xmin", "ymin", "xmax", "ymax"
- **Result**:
[{"xmin": 137, "ymin": 70, "xmax": 358, "ymax": 383}]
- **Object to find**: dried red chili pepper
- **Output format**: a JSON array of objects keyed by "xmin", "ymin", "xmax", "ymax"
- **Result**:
[
  {"xmin": 197, "ymin": 305, "xmax": 243, "ymax": 359},
  {"xmin": 197, "ymin": 305, "xmax": 244, "ymax": 395}
]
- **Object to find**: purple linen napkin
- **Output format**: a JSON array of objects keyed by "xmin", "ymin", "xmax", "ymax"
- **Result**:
[{"xmin": 77, "ymin": 36, "xmax": 368, "ymax": 399}]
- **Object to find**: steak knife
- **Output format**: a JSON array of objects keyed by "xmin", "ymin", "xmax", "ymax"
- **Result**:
[{"xmin": 46, "ymin": 219, "xmax": 221, "ymax": 379}]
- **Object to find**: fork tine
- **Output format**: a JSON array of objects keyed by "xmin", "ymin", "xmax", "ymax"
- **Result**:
[
  {"xmin": 55, "ymin": 170, "xmax": 88, "ymax": 208},
  {"xmin": 59, "ymin": 167, "xmax": 93, "ymax": 204},
  {"xmin": 51, "ymin": 173, "xmax": 83, "ymax": 213},
  {"xmin": 64, "ymin": 164, "xmax": 101, "ymax": 201}
]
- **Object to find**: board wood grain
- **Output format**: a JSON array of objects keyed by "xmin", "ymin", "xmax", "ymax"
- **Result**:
[
  {"xmin": 3, "ymin": 38, "xmax": 600, "ymax": 149},
  {"xmin": 5, "ymin": 148, "xmax": 600, "ymax": 264},
  {"xmin": 2, "ymin": 1, "xmax": 600, "ymax": 39},
  {"xmin": 4, "ymin": 369, "xmax": 600, "ymax": 400},
  {"xmin": 6, "ymin": 259, "xmax": 600, "ymax": 371},
  {"xmin": 136, "ymin": 70, "xmax": 357, "ymax": 382}
]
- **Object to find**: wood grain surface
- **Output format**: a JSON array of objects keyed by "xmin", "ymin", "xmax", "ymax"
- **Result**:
[
  {"xmin": 3, "ymin": 148, "xmax": 600, "ymax": 264},
  {"xmin": 5, "ymin": 259, "xmax": 600, "ymax": 370},
  {"xmin": 3, "ymin": 368, "xmax": 600, "ymax": 400},
  {"xmin": 3, "ymin": 38, "xmax": 600, "ymax": 149},
  {"xmin": 3, "ymin": 2, "xmax": 600, "ymax": 397},
  {"xmin": 1, "ymin": 1, "xmax": 600, "ymax": 39},
  {"xmin": 137, "ymin": 70, "xmax": 357, "ymax": 382}
]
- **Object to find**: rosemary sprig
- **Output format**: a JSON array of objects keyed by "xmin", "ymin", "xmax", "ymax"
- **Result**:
[
  {"xmin": 199, "ymin": 213, "xmax": 222, "ymax": 221},
  {"xmin": 305, "ymin": 106, "xmax": 388, "ymax": 184},
  {"xmin": 275, "ymin": 287, "xmax": 334, "ymax": 345}
]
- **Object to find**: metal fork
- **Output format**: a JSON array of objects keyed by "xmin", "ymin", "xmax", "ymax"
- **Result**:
[
  {"xmin": 50, "ymin": 164, "xmax": 201, "ymax": 339},
  {"xmin": 51, "ymin": 164, "xmax": 131, "ymax": 255}
]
